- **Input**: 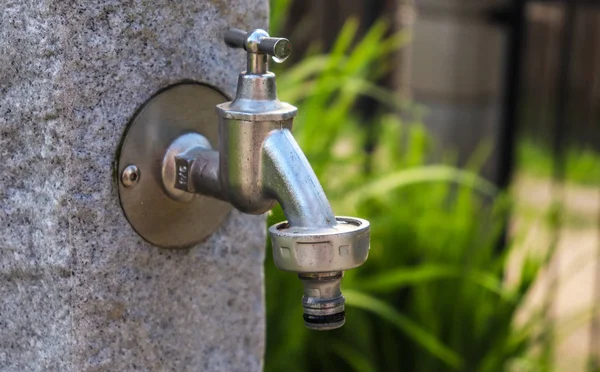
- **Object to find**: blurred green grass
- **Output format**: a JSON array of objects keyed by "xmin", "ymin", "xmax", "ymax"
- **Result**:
[
  {"xmin": 517, "ymin": 139, "xmax": 600, "ymax": 186},
  {"xmin": 264, "ymin": 15, "xmax": 555, "ymax": 372}
]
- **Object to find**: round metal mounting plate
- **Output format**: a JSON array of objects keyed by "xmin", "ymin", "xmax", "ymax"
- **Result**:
[{"xmin": 117, "ymin": 83, "xmax": 232, "ymax": 248}]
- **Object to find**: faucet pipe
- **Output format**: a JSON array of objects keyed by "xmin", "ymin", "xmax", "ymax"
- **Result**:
[
  {"xmin": 160, "ymin": 29, "xmax": 370, "ymax": 331},
  {"xmin": 168, "ymin": 129, "xmax": 336, "ymax": 230}
]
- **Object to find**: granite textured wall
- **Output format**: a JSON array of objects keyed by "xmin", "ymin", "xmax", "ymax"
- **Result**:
[{"xmin": 0, "ymin": 1, "xmax": 268, "ymax": 371}]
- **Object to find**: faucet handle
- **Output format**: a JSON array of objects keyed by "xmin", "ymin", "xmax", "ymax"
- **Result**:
[{"xmin": 224, "ymin": 29, "xmax": 292, "ymax": 63}]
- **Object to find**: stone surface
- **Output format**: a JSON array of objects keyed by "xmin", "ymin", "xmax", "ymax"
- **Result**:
[{"xmin": 0, "ymin": 1, "xmax": 268, "ymax": 370}]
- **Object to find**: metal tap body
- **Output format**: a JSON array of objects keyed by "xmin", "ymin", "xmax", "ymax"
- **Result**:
[
  {"xmin": 163, "ymin": 30, "xmax": 370, "ymax": 330},
  {"xmin": 170, "ymin": 72, "xmax": 334, "ymax": 225}
]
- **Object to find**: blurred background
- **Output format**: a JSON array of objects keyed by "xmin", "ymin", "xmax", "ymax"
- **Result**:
[{"xmin": 264, "ymin": 0, "xmax": 600, "ymax": 371}]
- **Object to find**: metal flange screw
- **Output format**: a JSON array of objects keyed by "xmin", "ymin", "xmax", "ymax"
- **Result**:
[{"xmin": 121, "ymin": 165, "xmax": 140, "ymax": 188}]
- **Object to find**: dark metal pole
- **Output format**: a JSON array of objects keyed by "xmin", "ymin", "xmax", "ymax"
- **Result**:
[
  {"xmin": 495, "ymin": 0, "xmax": 527, "ymax": 189},
  {"xmin": 489, "ymin": 0, "xmax": 527, "ymax": 254},
  {"xmin": 358, "ymin": 0, "xmax": 387, "ymax": 174},
  {"xmin": 553, "ymin": 0, "xmax": 576, "ymax": 183}
]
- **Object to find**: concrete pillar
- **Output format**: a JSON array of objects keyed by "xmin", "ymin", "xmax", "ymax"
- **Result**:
[
  {"xmin": 411, "ymin": 0, "xmax": 507, "ymax": 179},
  {"xmin": 0, "ymin": 1, "xmax": 267, "ymax": 370}
]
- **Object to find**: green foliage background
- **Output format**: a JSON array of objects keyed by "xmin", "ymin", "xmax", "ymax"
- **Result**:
[
  {"xmin": 263, "ymin": 10, "xmax": 555, "ymax": 371},
  {"xmin": 517, "ymin": 139, "xmax": 600, "ymax": 186}
]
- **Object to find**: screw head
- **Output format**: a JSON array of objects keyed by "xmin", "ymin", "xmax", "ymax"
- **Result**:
[{"xmin": 121, "ymin": 165, "xmax": 140, "ymax": 188}]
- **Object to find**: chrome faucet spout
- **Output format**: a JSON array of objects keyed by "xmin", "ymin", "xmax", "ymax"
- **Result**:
[
  {"xmin": 153, "ymin": 29, "xmax": 371, "ymax": 331},
  {"xmin": 263, "ymin": 129, "xmax": 336, "ymax": 229},
  {"xmin": 118, "ymin": 29, "xmax": 369, "ymax": 331}
]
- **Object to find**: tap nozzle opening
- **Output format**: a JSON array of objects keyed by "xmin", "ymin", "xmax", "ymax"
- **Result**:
[
  {"xmin": 299, "ymin": 271, "xmax": 345, "ymax": 331},
  {"xmin": 269, "ymin": 217, "xmax": 370, "ymax": 331}
]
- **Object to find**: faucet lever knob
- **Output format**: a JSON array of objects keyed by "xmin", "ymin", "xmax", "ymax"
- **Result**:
[{"xmin": 224, "ymin": 29, "xmax": 292, "ymax": 63}]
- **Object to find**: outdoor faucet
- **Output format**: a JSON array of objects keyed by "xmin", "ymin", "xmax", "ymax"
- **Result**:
[{"xmin": 117, "ymin": 29, "xmax": 370, "ymax": 331}]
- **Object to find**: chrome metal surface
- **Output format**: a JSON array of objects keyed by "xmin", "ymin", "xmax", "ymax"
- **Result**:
[
  {"xmin": 224, "ymin": 29, "xmax": 292, "ymax": 67},
  {"xmin": 221, "ymin": 31, "xmax": 372, "ymax": 330},
  {"xmin": 116, "ymin": 30, "xmax": 371, "ymax": 330},
  {"xmin": 218, "ymin": 29, "xmax": 297, "ymax": 122},
  {"xmin": 269, "ymin": 216, "xmax": 368, "ymax": 330},
  {"xmin": 216, "ymin": 64, "xmax": 296, "ymax": 121},
  {"xmin": 163, "ymin": 133, "xmax": 224, "ymax": 201},
  {"xmin": 162, "ymin": 132, "xmax": 212, "ymax": 202},
  {"xmin": 269, "ymin": 217, "xmax": 370, "ymax": 273},
  {"xmin": 263, "ymin": 129, "xmax": 336, "ymax": 228},
  {"xmin": 247, "ymin": 53, "xmax": 268, "ymax": 75},
  {"xmin": 299, "ymin": 272, "xmax": 346, "ymax": 330},
  {"xmin": 184, "ymin": 148, "xmax": 223, "ymax": 200},
  {"xmin": 269, "ymin": 215, "xmax": 368, "ymax": 330},
  {"xmin": 224, "ymin": 29, "xmax": 248, "ymax": 49},
  {"xmin": 121, "ymin": 165, "xmax": 140, "ymax": 188},
  {"xmin": 117, "ymin": 83, "xmax": 232, "ymax": 248},
  {"xmin": 259, "ymin": 37, "xmax": 292, "ymax": 63},
  {"xmin": 217, "ymin": 119, "xmax": 283, "ymax": 214}
]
